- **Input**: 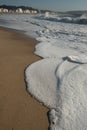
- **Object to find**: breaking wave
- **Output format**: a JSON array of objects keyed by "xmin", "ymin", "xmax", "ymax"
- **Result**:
[{"xmin": 34, "ymin": 13, "xmax": 87, "ymax": 25}]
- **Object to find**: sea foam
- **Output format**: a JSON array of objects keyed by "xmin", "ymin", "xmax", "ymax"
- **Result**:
[{"xmin": 25, "ymin": 56, "xmax": 87, "ymax": 130}]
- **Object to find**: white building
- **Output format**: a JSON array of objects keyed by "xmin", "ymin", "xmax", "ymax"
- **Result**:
[
  {"xmin": 0, "ymin": 8, "xmax": 3, "ymax": 13},
  {"xmin": 0, "ymin": 8, "xmax": 8, "ymax": 13},
  {"xmin": 24, "ymin": 9, "xmax": 30, "ymax": 14},
  {"xmin": 3, "ymin": 9, "xmax": 8, "ymax": 13},
  {"xmin": 31, "ymin": 10, "xmax": 38, "ymax": 14},
  {"xmin": 16, "ymin": 8, "xmax": 23, "ymax": 13}
]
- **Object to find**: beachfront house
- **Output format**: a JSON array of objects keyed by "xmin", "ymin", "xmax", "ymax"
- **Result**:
[
  {"xmin": 0, "ymin": 8, "xmax": 2, "ymax": 13},
  {"xmin": 0, "ymin": 8, "xmax": 8, "ymax": 13},
  {"xmin": 24, "ymin": 9, "xmax": 30, "ymax": 14},
  {"xmin": 31, "ymin": 10, "xmax": 38, "ymax": 14},
  {"xmin": 16, "ymin": 8, "xmax": 23, "ymax": 13},
  {"xmin": 3, "ymin": 9, "xmax": 8, "ymax": 13}
]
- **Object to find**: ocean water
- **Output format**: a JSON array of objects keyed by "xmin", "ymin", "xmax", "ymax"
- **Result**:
[{"xmin": 0, "ymin": 12, "xmax": 87, "ymax": 130}]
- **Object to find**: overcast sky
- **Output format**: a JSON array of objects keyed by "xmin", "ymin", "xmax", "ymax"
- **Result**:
[{"xmin": 0, "ymin": 0, "xmax": 87, "ymax": 11}]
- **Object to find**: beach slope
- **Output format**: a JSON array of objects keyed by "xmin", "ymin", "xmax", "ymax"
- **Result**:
[{"xmin": 0, "ymin": 27, "xmax": 48, "ymax": 130}]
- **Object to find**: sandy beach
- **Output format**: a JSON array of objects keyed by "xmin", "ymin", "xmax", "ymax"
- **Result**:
[{"xmin": 0, "ymin": 27, "xmax": 48, "ymax": 130}]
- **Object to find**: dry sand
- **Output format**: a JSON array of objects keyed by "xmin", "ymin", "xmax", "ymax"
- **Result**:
[{"xmin": 0, "ymin": 27, "xmax": 48, "ymax": 130}]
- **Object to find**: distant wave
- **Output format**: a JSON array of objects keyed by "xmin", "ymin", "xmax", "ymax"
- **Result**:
[{"xmin": 34, "ymin": 14, "xmax": 87, "ymax": 25}]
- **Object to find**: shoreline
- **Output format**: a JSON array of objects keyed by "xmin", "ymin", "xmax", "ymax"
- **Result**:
[{"xmin": 0, "ymin": 27, "xmax": 49, "ymax": 130}]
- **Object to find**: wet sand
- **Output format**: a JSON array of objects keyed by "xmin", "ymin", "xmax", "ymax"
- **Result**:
[{"xmin": 0, "ymin": 27, "xmax": 48, "ymax": 130}]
